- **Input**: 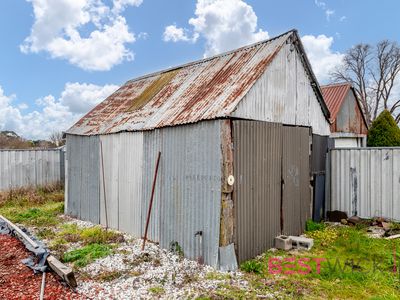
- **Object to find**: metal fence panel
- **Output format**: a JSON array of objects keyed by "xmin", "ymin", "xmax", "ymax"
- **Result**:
[
  {"xmin": 0, "ymin": 149, "xmax": 63, "ymax": 191},
  {"xmin": 330, "ymin": 148, "xmax": 400, "ymax": 221}
]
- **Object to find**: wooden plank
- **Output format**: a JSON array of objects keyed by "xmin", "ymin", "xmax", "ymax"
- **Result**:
[
  {"xmin": 47, "ymin": 255, "xmax": 77, "ymax": 288},
  {"xmin": 0, "ymin": 215, "xmax": 39, "ymax": 249}
]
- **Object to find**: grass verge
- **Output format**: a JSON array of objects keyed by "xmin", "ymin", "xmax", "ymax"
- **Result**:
[{"xmin": 239, "ymin": 221, "xmax": 400, "ymax": 299}]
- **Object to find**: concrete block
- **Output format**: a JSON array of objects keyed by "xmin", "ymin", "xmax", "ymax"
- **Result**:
[
  {"xmin": 275, "ymin": 235, "xmax": 292, "ymax": 250},
  {"xmin": 289, "ymin": 236, "xmax": 313, "ymax": 250}
]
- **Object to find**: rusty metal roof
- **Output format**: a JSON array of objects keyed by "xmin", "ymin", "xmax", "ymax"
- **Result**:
[
  {"xmin": 67, "ymin": 30, "xmax": 328, "ymax": 136},
  {"xmin": 321, "ymin": 83, "xmax": 351, "ymax": 122}
]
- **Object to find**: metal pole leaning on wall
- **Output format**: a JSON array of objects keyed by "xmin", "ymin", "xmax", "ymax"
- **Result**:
[
  {"xmin": 100, "ymin": 140, "xmax": 109, "ymax": 230},
  {"xmin": 142, "ymin": 151, "xmax": 161, "ymax": 251}
]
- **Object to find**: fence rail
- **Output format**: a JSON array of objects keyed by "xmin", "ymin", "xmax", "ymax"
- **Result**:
[
  {"xmin": 0, "ymin": 149, "xmax": 64, "ymax": 191},
  {"xmin": 330, "ymin": 147, "xmax": 400, "ymax": 221}
]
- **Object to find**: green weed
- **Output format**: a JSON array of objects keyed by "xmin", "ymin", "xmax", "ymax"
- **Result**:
[
  {"xmin": 62, "ymin": 243, "xmax": 111, "ymax": 267},
  {"xmin": 306, "ymin": 219, "xmax": 326, "ymax": 232},
  {"xmin": 149, "ymin": 286, "xmax": 165, "ymax": 296},
  {"xmin": 240, "ymin": 260, "xmax": 263, "ymax": 274}
]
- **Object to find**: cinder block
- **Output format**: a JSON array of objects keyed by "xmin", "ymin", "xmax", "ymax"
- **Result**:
[
  {"xmin": 289, "ymin": 236, "xmax": 313, "ymax": 250},
  {"xmin": 275, "ymin": 235, "xmax": 292, "ymax": 250}
]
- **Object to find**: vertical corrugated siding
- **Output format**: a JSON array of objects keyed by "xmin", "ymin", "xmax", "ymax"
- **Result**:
[
  {"xmin": 330, "ymin": 148, "xmax": 400, "ymax": 221},
  {"xmin": 231, "ymin": 43, "xmax": 330, "ymax": 136},
  {"xmin": 233, "ymin": 121, "xmax": 282, "ymax": 263},
  {"xmin": 118, "ymin": 132, "xmax": 143, "ymax": 236},
  {"xmin": 0, "ymin": 149, "xmax": 63, "ymax": 191},
  {"xmin": 66, "ymin": 135, "xmax": 100, "ymax": 223},
  {"xmin": 99, "ymin": 134, "xmax": 120, "ymax": 229},
  {"xmin": 143, "ymin": 120, "xmax": 222, "ymax": 267},
  {"xmin": 142, "ymin": 129, "xmax": 162, "ymax": 242},
  {"xmin": 282, "ymin": 126, "xmax": 311, "ymax": 236}
]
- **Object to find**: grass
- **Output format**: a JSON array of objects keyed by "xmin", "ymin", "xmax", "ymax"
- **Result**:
[
  {"xmin": 239, "ymin": 221, "xmax": 400, "ymax": 299},
  {"xmin": 57, "ymin": 223, "xmax": 124, "ymax": 245},
  {"xmin": 0, "ymin": 185, "xmax": 123, "ymax": 270},
  {"xmin": 0, "ymin": 184, "xmax": 64, "ymax": 227},
  {"xmin": 148, "ymin": 285, "xmax": 165, "ymax": 296},
  {"xmin": 63, "ymin": 243, "xmax": 112, "ymax": 267}
]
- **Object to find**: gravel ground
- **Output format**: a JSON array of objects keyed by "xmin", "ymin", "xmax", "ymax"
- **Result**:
[
  {"xmin": 58, "ymin": 216, "xmax": 258, "ymax": 299},
  {"xmin": 0, "ymin": 234, "xmax": 80, "ymax": 300},
  {"xmin": 22, "ymin": 216, "xmax": 277, "ymax": 299}
]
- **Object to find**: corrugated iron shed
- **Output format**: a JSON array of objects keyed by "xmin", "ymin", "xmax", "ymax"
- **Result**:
[{"xmin": 67, "ymin": 30, "xmax": 329, "ymax": 136}]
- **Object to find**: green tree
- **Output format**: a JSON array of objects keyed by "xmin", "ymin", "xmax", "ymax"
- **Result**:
[{"xmin": 367, "ymin": 110, "xmax": 400, "ymax": 146}]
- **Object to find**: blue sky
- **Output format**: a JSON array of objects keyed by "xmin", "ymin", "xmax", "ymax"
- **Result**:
[{"xmin": 0, "ymin": 0, "xmax": 399, "ymax": 139}]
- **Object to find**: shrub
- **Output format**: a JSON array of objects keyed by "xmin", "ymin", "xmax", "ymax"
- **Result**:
[{"xmin": 367, "ymin": 110, "xmax": 400, "ymax": 146}]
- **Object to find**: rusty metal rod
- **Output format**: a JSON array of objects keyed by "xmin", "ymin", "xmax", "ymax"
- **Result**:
[
  {"xmin": 100, "ymin": 140, "xmax": 109, "ymax": 229},
  {"xmin": 39, "ymin": 272, "xmax": 46, "ymax": 300},
  {"xmin": 142, "ymin": 151, "xmax": 161, "ymax": 251}
]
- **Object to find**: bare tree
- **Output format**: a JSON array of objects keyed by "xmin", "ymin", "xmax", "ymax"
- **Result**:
[
  {"xmin": 49, "ymin": 131, "xmax": 65, "ymax": 147},
  {"xmin": 331, "ymin": 40, "xmax": 400, "ymax": 125}
]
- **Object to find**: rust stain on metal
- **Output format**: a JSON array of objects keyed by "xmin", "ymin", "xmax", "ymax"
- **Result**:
[
  {"xmin": 321, "ymin": 83, "xmax": 368, "ymax": 134},
  {"xmin": 67, "ymin": 31, "xmax": 293, "ymax": 136},
  {"xmin": 321, "ymin": 83, "xmax": 351, "ymax": 123}
]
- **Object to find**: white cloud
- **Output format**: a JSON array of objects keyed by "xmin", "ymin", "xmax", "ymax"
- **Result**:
[
  {"xmin": 138, "ymin": 32, "xmax": 149, "ymax": 40},
  {"xmin": 339, "ymin": 16, "xmax": 347, "ymax": 22},
  {"xmin": 21, "ymin": 0, "xmax": 142, "ymax": 71},
  {"xmin": 112, "ymin": 0, "xmax": 142, "ymax": 14},
  {"xmin": 302, "ymin": 34, "xmax": 344, "ymax": 82},
  {"xmin": 325, "ymin": 9, "xmax": 335, "ymax": 21},
  {"xmin": 59, "ymin": 82, "xmax": 119, "ymax": 114},
  {"xmin": 0, "ymin": 83, "xmax": 118, "ymax": 140},
  {"xmin": 314, "ymin": 0, "xmax": 326, "ymax": 9},
  {"xmin": 163, "ymin": 0, "xmax": 268, "ymax": 57},
  {"xmin": 163, "ymin": 25, "xmax": 197, "ymax": 43},
  {"xmin": 314, "ymin": 0, "xmax": 335, "ymax": 21}
]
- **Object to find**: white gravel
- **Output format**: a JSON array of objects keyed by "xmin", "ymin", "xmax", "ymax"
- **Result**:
[{"xmin": 51, "ymin": 216, "xmax": 264, "ymax": 299}]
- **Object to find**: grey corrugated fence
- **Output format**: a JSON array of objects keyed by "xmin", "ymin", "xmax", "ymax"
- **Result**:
[
  {"xmin": 329, "ymin": 147, "xmax": 400, "ymax": 221},
  {"xmin": 0, "ymin": 149, "xmax": 65, "ymax": 191}
]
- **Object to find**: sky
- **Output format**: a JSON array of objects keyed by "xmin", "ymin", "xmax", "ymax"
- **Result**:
[{"xmin": 0, "ymin": 0, "xmax": 399, "ymax": 140}]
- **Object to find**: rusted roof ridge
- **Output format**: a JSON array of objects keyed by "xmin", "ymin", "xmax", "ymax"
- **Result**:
[
  {"xmin": 67, "ymin": 30, "xmax": 331, "ymax": 136},
  {"xmin": 125, "ymin": 29, "xmax": 297, "ymax": 85}
]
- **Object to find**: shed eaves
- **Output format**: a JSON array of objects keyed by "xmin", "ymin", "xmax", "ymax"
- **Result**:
[{"xmin": 67, "ymin": 30, "xmax": 328, "ymax": 136}]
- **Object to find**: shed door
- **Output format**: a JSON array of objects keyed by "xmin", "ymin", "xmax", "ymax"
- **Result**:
[
  {"xmin": 233, "ymin": 121, "xmax": 282, "ymax": 263},
  {"xmin": 281, "ymin": 126, "xmax": 311, "ymax": 236},
  {"xmin": 233, "ymin": 121, "xmax": 311, "ymax": 263}
]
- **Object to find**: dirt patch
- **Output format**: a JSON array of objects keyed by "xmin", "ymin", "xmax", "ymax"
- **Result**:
[{"xmin": 0, "ymin": 234, "xmax": 81, "ymax": 299}]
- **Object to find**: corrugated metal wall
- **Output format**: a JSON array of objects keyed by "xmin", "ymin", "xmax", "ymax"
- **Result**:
[
  {"xmin": 282, "ymin": 126, "xmax": 311, "ymax": 236},
  {"xmin": 233, "ymin": 121, "xmax": 282, "ymax": 263},
  {"xmin": 233, "ymin": 121, "xmax": 312, "ymax": 262},
  {"xmin": 66, "ymin": 135, "xmax": 100, "ymax": 222},
  {"xmin": 143, "ymin": 121, "xmax": 222, "ymax": 267},
  {"xmin": 98, "ymin": 132, "xmax": 144, "ymax": 236},
  {"xmin": 330, "ymin": 148, "xmax": 400, "ymax": 221},
  {"xmin": 231, "ymin": 42, "xmax": 330, "ymax": 136},
  {"xmin": 311, "ymin": 134, "xmax": 329, "ymax": 221},
  {"xmin": 66, "ymin": 120, "xmax": 222, "ymax": 267},
  {"xmin": 0, "ymin": 149, "xmax": 64, "ymax": 191}
]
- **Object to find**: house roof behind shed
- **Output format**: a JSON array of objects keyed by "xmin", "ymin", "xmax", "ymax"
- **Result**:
[
  {"xmin": 67, "ymin": 30, "xmax": 328, "ymax": 136},
  {"xmin": 321, "ymin": 82, "xmax": 352, "ymax": 122}
]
